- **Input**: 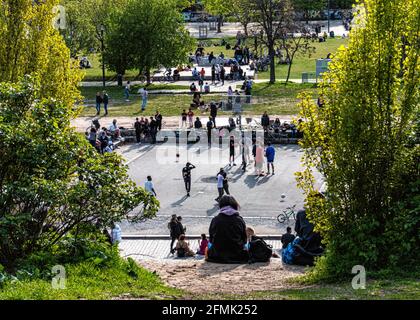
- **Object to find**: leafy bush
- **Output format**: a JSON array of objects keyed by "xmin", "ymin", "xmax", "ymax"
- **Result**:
[{"xmin": 296, "ymin": 0, "xmax": 420, "ymax": 280}]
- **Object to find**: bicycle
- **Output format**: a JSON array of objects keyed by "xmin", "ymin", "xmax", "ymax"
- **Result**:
[{"xmin": 277, "ymin": 205, "xmax": 296, "ymax": 224}]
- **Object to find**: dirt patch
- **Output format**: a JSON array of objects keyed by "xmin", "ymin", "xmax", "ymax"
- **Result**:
[{"xmin": 135, "ymin": 258, "xmax": 307, "ymax": 294}]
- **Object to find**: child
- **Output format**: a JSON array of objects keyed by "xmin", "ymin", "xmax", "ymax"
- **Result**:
[
  {"xmin": 196, "ymin": 234, "xmax": 209, "ymax": 255},
  {"xmin": 246, "ymin": 227, "xmax": 280, "ymax": 258},
  {"xmin": 175, "ymin": 234, "xmax": 195, "ymax": 257}
]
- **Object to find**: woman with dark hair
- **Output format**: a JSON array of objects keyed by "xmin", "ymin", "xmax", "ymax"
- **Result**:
[{"xmin": 206, "ymin": 195, "xmax": 248, "ymax": 263}]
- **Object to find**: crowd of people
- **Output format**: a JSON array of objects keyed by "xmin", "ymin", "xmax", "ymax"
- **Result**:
[
  {"xmin": 86, "ymin": 119, "xmax": 123, "ymax": 154},
  {"xmin": 165, "ymin": 194, "xmax": 323, "ymax": 266}
]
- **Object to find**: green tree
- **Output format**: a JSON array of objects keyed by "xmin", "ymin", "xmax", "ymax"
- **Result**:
[
  {"xmin": 103, "ymin": 0, "xmax": 194, "ymax": 83},
  {"xmin": 296, "ymin": 0, "xmax": 420, "ymax": 280},
  {"xmin": 0, "ymin": 0, "xmax": 82, "ymax": 107},
  {"xmin": 203, "ymin": 0, "xmax": 229, "ymax": 33},
  {"xmin": 250, "ymin": 0, "xmax": 294, "ymax": 83},
  {"xmin": 60, "ymin": 0, "xmax": 126, "ymax": 56},
  {"xmin": 0, "ymin": 77, "xmax": 159, "ymax": 270}
]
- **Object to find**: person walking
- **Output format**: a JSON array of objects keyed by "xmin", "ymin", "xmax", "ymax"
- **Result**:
[
  {"xmin": 124, "ymin": 81, "xmax": 131, "ymax": 101},
  {"xmin": 220, "ymin": 65, "xmax": 225, "ymax": 86},
  {"xmin": 265, "ymin": 142, "xmax": 275, "ymax": 175},
  {"xmin": 215, "ymin": 168, "xmax": 225, "ymax": 202},
  {"xmin": 229, "ymin": 135, "xmax": 236, "ymax": 166},
  {"xmin": 155, "ymin": 111, "xmax": 163, "ymax": 131},
  {"xmin": 220, "ymin": 168, "xmax": 230, "ymax": 196},
  {"xmin": 144, "ymin": 176, "xmax": 157, "ymax": 197},
  {"xmin": 95, "ymin": 92, "xmax": 103, "ymax": 116},
  {"xmin": 102, "ymin": 91, "xmax": 109, "ymax": 116},
  {"xmin": 255, "ymin": 142, "xmax": 265, "ymax": 176},
  {"xmin": 210, "ymin": 102, "xmax": 218, "ymax": 128},
  {"xmin": 211, "ymin": 64, "xmax": 216, "ymax": 85},
  {"xmin": 198, "ymin": 76, "xmax": 204, "ymax": 92},
  {"xmin": 134, "ymin": 117, "xmax": 142, "ymax": 144},
  {"xmin": 206, "ymin": 117, "xmax": 213, "ymax": 145},
  {"xmin": 182, "ymin": 162, "xmax": 196, "ymax": 197},
  {"xmin": 141, "ymin": 88, "xmax": 148, "ymax": 111}
]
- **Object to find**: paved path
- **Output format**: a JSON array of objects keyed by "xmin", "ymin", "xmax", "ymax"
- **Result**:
[
  {"xmin": 120, "ymin": 238, "xmax": 284, "ymax": 260},
  {"xmin": 116, "ymin": 143, "xmax": 323, "ymax": 236},
  {"xmin": 79, "ymin": 79, "xmax": 305, "ymax": 88},
  {"xmin": 186, "ymin": 21, "xmax": 349, "ymax": 39}
]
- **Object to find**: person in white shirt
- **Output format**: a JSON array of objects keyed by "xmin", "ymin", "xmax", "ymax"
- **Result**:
[
  {"xmin": 111, "ymin": 223, "xmax": 122, "ymax": 245},
  {"xmin": 141, "ymin": 88, "xmax": 148, "ymax": 111},
  {"xmin": 144, "ymin": 175, "xmax": 157, "ymax": 197}
]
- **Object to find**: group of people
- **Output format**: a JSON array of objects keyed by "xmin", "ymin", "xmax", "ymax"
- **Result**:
[
  {"xmin": 167, "ymin": 193, "xmax": 323, "ymax": 266},
  {"xmin": 87, "ymin": 119, "xmax": 121, "ymax": 153},
  {"xmin": 133, "ymin": 112, "xmax": 162, "ymax": 144},
  {"xmin": 261, "ymin": 112, "xmax": 304, "ymax": 138},
  {"xmin": 95, "ymin": 91, "xmax": 109, "ymax": 116}
]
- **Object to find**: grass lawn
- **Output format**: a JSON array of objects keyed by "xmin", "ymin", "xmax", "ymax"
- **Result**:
[
  {"xmin": 0, "ymin": 260, "xmax": 181, "ymax": 300},
  {"xmin": 256, "ymin": 37, "xmax": 348, "ymax": 80},
  {"xmin": 2, "ymin": 263, "xmax": 417, "ymax": 300},
  {"xmin": 78, "ymin": 82, "xmax": 318, "ymax": 117},
  {"xmin": 81, "ymin": 37, "xmax": 347, "ymax": 82}
]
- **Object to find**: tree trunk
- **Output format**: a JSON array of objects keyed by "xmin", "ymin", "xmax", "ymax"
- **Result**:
[
  {"xmin": 146, "ymin": 69, "xmax": 151, "ymax": 84},
  {"xmin": 217, "ymin": 15, "xmax": 223, "ymax": 33},
  {"xmin": 243, "ymin": 22, "xmax": 249, "ymax": 37},
  {"xmin": 285, "ymin": 53, "xmax": 293, "ymax": 83},
  {"xmin": 269, "ymin": 46, "xmax": 276, "ymax": 83}
]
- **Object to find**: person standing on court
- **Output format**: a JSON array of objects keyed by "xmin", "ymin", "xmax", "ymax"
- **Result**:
[
  {"xmin": 206, "ymin": 117, "xmax": 213, "ymax": 145},
  {"xmin": 265, "ymin": 142, "xmax": 276, "ymax": 175},
  {"xmin": 144, "ymin": 176, "xmax": 157, "ymax": 197},
  {"xmin": 168, "ymin": 214, "xmax": 182, "ymax": 254},
  {"xmin": 215, "ymin": 168, "xmax": 225, "ymax": 202},
  {"xmin": 182, "ymin": 162, "xmax": 196, "ymax": 197},
  {"xmin": 134, "ymin": 118, "xmax": 142, "ymax": 144},
  {"xmin": 210, "ymin": 102, "xmax": 218, "ymax": 128},
  {"xmin": 155, "ymin": 111, "xmax": 163, "ymax": 131},
  {"xmin": 229, "ymin": 135, "xmax": 237, "ymax": 167},
  {"xmin": 102, "ymin": 91, "xmax": 109, "ymax": 116},
  {"xmin": 149, "ymin": 117, "xmax": 157, "ymax": 144}
]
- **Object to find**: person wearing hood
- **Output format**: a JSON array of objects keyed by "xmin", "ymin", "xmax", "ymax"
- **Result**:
[{"xmin": 206, "ymin": 195, "xmax": 248, "ymax": 263}]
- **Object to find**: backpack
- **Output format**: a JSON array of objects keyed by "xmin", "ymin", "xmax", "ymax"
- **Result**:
[
  {"xmin": 282, "ymin": 237, "xmax": 302, "ymax": 264},
  {"xmin": 248, "ymin": 236, "xmax": 272, "ymax": 263}
]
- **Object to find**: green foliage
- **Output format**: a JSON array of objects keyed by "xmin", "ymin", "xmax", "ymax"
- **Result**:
[
  {"xmin": 0, "ymin": 235, "xmax": 180, "ymax": 299},
  {"xmin": 103, "ymin": 0, "xmax": 195, "ymax": 80},
  {"xmin": 0, "ymin": 0, "xmax": 82, "ymax": 107},
  {"xmin": 296, "ymin": 0, "xmax": 420, "ymax": 280},
  {"xmin": 0, "ymin": 78, "xmax": 159, "ymax": 269},
  {"xmin": 60, "ymin": 0, "xmax": 126, "ymax": 56}
]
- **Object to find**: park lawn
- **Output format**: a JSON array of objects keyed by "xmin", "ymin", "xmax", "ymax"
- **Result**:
[
  {"xmin": 81, "ymin": 37, "xmax": 347, "ymax": 82},
  {"xmin": 78, "ymin": 82, "xmax": 318, "ymax": 117},
  {"xmin": 257, "ymin": 37, "xmax": 349, "ymax": 80},
  {"xmin": 0, "ymin": 259, "xmax": 182, "ymax": 300}
]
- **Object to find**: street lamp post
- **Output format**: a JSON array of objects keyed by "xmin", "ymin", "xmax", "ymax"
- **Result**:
[
  {"xmin": 327, "ymin": 0, "xmax": 331, "ymax": 34},
  {"xmin": 100, "ymin": 25, "xmax": 105, "ymax": 88}
]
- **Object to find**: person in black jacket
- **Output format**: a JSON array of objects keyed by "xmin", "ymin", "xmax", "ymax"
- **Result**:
[
  {"xmin": 261, "ymin": 111, "xmax": 270, "ymax": 131},
  {"xmin": 207, "ymin": 195, "xmax": 248, "ymax": 264},
  {"xmin": 168, "ymin": 215, "xmax": 182, "ymax": 254},
  {"xmin": 210, "ymin": 102, "xmax": 218, "ymax": 128}
]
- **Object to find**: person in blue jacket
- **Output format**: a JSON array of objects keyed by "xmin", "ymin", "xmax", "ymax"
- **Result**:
[{"xmin": 265, "ymin": 142, "xmax": 276, "ymax": 175}]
